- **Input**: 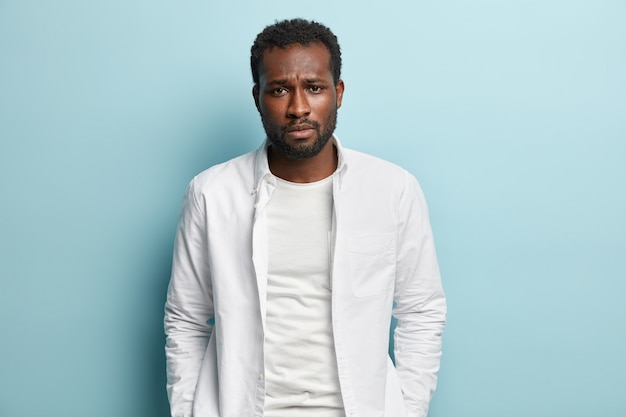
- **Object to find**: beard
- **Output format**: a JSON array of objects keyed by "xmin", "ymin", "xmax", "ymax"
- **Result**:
[{"xmin": 262, "ymin": 109, "xmax": 337, "ymax": 160}]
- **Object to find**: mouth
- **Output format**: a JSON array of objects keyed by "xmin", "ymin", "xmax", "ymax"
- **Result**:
[
  {"xmin": 287, "ymin": 124, "xmax": 315, "ymax": 132},
  {"xmin": 286, "ymin": 124, "xmax": 316, "ymax": 139}
]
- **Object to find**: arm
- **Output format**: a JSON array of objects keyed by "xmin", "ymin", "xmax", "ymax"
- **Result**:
[
  {"xmin": 164, "ymin": 178, "xmax": 214, "ymax": 417},
  {"xmin": 393, "ymin": 173, "xmax": 447, "ymax": 417}
]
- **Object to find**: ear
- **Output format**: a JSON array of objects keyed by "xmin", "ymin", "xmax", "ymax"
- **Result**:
[
  {"xmin": 252, "ymin": 86, "xmax": 261, "ymax": 113},
  {"xmin": 335, "ymin": 80, "xmax": 345, "ymax": 109}
]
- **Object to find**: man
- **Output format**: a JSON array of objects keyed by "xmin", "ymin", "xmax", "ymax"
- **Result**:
[{"xmin": 165, "ymin": 18, "xmax": 446, "ymax": 417}]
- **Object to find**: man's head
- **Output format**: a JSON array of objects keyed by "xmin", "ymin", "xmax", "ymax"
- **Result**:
[
  {"xmin": 250, "ymin": 18, "xmax": 342, "ymax": 89},
  {"xmin": 251, "ymin": 19, "xmax": 344, "ymax": 161}
]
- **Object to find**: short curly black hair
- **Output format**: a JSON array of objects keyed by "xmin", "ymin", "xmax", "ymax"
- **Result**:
[{"xmin": 250, "ymin": 18, "xmax": 342, "ymax": 88}]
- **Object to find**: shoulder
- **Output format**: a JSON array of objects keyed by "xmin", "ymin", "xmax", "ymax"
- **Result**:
[
  {"xmin": 340, "ymin": 147, "xmax": 428, "ymax": 208},
  {"xmin": 189, "ymin": 150, "xmax": 257, "ymax": 196},
  {"xmin": 342, "ymin": 147, "xmax": 416, "ymax": 183}
]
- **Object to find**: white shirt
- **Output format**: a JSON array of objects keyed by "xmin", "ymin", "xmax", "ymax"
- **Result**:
[
  {"xmin": 164, "ymin": 136, "xmax": 446, "ymax": 417},
  {"xmin": 264, "ymin": 176, "xmax": 344, "ymax": 415}
]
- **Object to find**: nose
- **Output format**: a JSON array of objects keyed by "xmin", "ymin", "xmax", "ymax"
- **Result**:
[{"xmin": 286, "ymin": 89, "xmax": 311, "ymax": 119}]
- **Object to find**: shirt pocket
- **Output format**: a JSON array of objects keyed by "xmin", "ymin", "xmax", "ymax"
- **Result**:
[{"xmin": 347, "ymin": 233, "xmax": 396, "ymax": 297}]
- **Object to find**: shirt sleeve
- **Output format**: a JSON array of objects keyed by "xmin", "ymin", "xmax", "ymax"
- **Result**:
[
  {"xmin": 393, "ymin": 172, "xmax": 447, "ymax": 417},
  {"xmin": 164, "ymin": 178, "xmax": 215, "ymax": 417}
]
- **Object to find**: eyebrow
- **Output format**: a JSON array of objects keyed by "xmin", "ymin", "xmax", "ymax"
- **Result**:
[
  {"xmin": 267, "ymin": 79, "xmax": 288, "ymax": 86},
  {"xmin": 266, "ymin": 77, "xmax": 326, "ymax": 86}
]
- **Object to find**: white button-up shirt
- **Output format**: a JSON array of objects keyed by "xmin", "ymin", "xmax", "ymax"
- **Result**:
[{"xmin": 164, "ymin": 137, "xmax": 446, "ymax": 417}]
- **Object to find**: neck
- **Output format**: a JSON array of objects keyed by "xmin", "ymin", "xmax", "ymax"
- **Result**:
[{"xmin": 268, "ymin": 141, "xmax": 337, "ymax": 183}]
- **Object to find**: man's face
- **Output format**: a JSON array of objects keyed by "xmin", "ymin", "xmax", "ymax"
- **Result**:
[{"xmin": 253, "ymin": 42, "xmax": 344, "ymax": 160}]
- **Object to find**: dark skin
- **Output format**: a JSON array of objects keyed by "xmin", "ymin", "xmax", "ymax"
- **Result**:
[{"xmin": 253, "ymin": 42, "xmax": 345, "ymax": 183}]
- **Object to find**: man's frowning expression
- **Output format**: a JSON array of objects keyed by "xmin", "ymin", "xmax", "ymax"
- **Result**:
[{"xmin": 254, "ymin": 42, "xmax": 344, "ymax": 160}]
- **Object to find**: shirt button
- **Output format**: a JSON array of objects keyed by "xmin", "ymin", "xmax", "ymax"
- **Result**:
[{"xmin": 258, "ymin": 373, "xmax": 264, "ymax": 381}]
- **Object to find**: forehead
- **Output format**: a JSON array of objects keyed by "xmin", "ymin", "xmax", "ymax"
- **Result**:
[{"xmin": 259, "ymin": 42, "xmax": 332, "ymax": 82}]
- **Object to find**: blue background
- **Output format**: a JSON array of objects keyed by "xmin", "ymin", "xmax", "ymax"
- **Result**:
[{"xmin": 1, "ymin": 1, "xmax": 625, "ymax": 416}]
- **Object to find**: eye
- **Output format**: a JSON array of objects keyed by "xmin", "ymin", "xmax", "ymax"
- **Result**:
[
  {"xmin": 271, "ymin": 87, "xmax": 288, "ymax": 96},
  {"xmin": 309, "ymin": 85, "xmax": 323, "ymax": 93}
]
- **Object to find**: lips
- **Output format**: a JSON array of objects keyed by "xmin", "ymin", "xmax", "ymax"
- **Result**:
[
  {"xmin": 287, "ymin": 124, "xmax": 315, "ymax": 132},
  {"xmin": 285, "ymin": 123, "xmax": 316, "ymax": 140}
]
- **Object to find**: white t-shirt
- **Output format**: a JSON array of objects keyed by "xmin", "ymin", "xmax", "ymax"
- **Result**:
[{"xmin": 264, "ymin": 175, "xmax": 345, "ymax": 416}]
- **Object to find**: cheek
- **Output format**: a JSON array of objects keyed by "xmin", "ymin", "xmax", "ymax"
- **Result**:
[
  {"xmin": 312, "ymin": 96, "xmax": 336, "ymax": 115},
  {"xmin": 262, "ymin": 100, "xmax": 286, "ymax": 116},
  {"xmin": 259, "ymin": 104, "xmax": 279, "ymax": 121},
  {"xmin": 260, "ymin": 107, "xmax": 286, "ymax": 129}
]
